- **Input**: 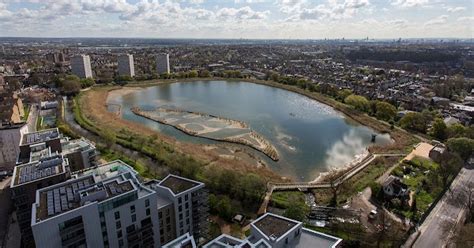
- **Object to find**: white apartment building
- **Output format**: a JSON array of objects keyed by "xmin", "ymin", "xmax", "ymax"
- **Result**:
[
  {"xmin": 118, "ymin": 54, "xmax": 135, "ymax": 77},
  {"xmin": 32, "ymin": 160, "xmax": 159, "ymax": 248},
  {"xmin": 156, "ymin": 53, "xmax": 170, "ymax": 74},
  {"xmin": 71, "ymin": 55, "xmax": 93, "ymax": 78},
  {"xmin": 0, "ymin": 122, "xmax": 28, "ymax": 170},
  {"xmin": 31, "ymin": 160, "xmax": 208, "ymax": 248}
]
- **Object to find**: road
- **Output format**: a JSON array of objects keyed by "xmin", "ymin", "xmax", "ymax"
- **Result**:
[
  {"xmin": 26, "ymin": 104, "xmax": 38, "ymax": 132},
  {"xmin": 411, "ymin": 167, "xmax": 474, "ymax": 248}
]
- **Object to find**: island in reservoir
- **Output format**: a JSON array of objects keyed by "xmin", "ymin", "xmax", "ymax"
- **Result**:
[{"xmin": 131, "ymin": 107, "xmax": 279, "ymax": 161}]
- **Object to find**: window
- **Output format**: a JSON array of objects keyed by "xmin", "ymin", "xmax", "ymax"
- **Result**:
[
  {"xmin": 114, "ymin": 211, "xmax": 120, "ymax": 220},
  {"xmin": 178, "ymin": 205, "xmax": 182, "ymax": 212},
  {"xmin": 185, "ymin": 202, "xmax": 189, "ymax": 209},
  {"xmin": 130, "ymin": 205, "xmax": 135, "ymax": 214},
  {"xmin": 166, "ymin": 217, "xmax": 170, "ymax": 224},
  {"xmin": 159, "ymin": 212, "xmax": 163, "ymax": 219},
  {"xmin": 186, "ymin": 219, "xmax": 189, "ymax": 225},
  {"xmin": 146, "ymin": 208, "xmax": 150, "ymax": 216},
  {"xmin": 116, "ymin": 221, "xmax": 121, "ymax": 229},
  {"xmin": 178, "ymin": 197, "xmax": 182, "ymax": 204},
  {"xmin": 185, "ymin": 195, "xmax": 188, "ymax": 201},
  {"xmin": 179, "ymin": 213, "xmax": 183, "ymax": 220},
  {"xmin": 118, "ymin": 239, "xmax": 124, "ymax": 247},
  {"xmin": 132, "ymin": 214, "xmax": 136, "ymax": 222},
  {"xmin": 145, "ymin": 199, "xmax": 150, "ymax": 207},
  {"xmin": 117, "ymin": 230, "xmax": 122, "ymax": 238},
  {"xmin": 126, "ymin": 225, "xmax": 135, "ymax": 234}
]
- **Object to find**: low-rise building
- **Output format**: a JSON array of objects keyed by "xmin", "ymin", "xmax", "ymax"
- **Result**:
[
  {"xmin": 382, "ymin": 176, "xmax": 409, "ymax": 198},
  {"xmin": 204, "ymin": 213, "xmax": 342, "ymax": 248}
]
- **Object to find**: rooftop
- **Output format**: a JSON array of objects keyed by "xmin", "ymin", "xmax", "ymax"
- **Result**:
[
  {"xmin": 33, "ymin": 160, "xmax": 154, "ymax": 222},
  {"xmin": 12, "ymin": 154, "xmax": 68, "ymax": 187},
  {"xmin": 21, "ymin": 128, "xmax": 60, "ymax": 146},
  {"xmin": 61, "ymin": 138, "xmax": 96, "ymax": 154},
  {"xmin": 159, "ymin": 174, "xmax": 200, "ymax": 194},
  {"xmin": 293, "ymin": 229, "xmax": 342, "ymax": 248},
  {"xmin": 253, "ymin": 213, "xmax": 298, "ymax": 241}
]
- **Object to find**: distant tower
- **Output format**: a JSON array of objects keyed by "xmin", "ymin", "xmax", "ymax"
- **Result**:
[
  {"xmin": 118, "ymin": 54, "xmax": 135, "ymax": 77},
  {"xmin": 156, "ymin": 53, "xmax": 170, "ymax": 74},
  {"xmin": 71, "ymin": 55, "xmax": 93, "ymax": 78}
]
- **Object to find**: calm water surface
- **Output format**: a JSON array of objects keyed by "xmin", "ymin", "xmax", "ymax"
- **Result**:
[{"xmin": 109, "ymin": 81, "xmax": 391, "ymax": 181}]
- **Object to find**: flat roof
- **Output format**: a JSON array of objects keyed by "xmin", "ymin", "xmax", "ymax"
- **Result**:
[
  {"xmin": 159, "ymin": 175, "xmax": 200, "ymax": 194},
  {"xmin": 253, "ymin": 213, "xmax": 298, "ymax": 240},
  {"xmin": 61, "ymin": 138, "xmax": 95, "ymax": 154},
  {"xmin": 34, "ymin": 160, "xmax": 154, "ymax": 222},
  {"xmin": 12, "ymin": 154, "xmax": 67, "ymax": 187},
  {"xmin": 294, "ymin": 228, "xmax": 342, "ymax": 248},
  {"xmin": 21, "ymin": 128, "xmax": 60, "ymax": 146}
]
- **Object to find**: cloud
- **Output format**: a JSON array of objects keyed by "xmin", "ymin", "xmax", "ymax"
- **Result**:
[
  {"xmin": 298, "ymin": 0, "xmax": 370, "ymax": 20},
  {"xmin": 446, "ymin": 7, "xmax": 466, "ymax": 13},
  {"xmin": 217, "ymin": 6, "xmax": 269, "ymax": 20},
  {"xmin": 457, "ymin": 16, "xmax": 474, "ymax": 22},
  {"xmin": 424, "ymin": 14, "xmax": 448, "ymax": 26},
  {"xmin": 391, "ymin": 0, "xmax": 429, "ymax": 7}
]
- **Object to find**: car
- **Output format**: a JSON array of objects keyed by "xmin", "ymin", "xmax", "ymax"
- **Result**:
[{"xmin": 368, "ymin": 209, "xmax": 378, "ymax": 219}]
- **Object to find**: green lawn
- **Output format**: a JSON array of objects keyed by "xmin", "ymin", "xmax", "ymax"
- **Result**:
[{"xmin": 270, "ymin": 191, "xmax": 306, "ymax": 209}]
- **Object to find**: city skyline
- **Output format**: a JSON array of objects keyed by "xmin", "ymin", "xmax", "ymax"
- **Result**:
[{"xmin": 0, "ymin": 0, "xmax": 472, "ymax": 39}]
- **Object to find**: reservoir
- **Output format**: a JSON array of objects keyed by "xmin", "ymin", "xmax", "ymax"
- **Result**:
[{"xmin": 108, "ymin": 80, "xmax": 391, "ymax": 181}]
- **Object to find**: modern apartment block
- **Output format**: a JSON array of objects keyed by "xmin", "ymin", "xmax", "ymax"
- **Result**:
[
  {"xmin": 30, "ymin": 160, "xmax": 209, "ymax": 248},
  {"xmin": 204, "ymin": 213, "xmax": 342, "ymax": 248},
  {"xmin": 11, "ymin": 154, "xmax": 71, "ymax": 247},
  {"xmin": 118, "ymin": 54, "xmax": 135, "ymax": 77},
  {"xmin": 0, "ymin": 122, "xmax": 28, "ymax": 170},
  {"xmin": 61, "ymin": 137, "xmax": 98, "ymax": 171},
  {"xmin": 31, "ymin": 160, "xmax": 160, "ymax": 248},
  {"xmin": 156, "ymin": 53, "xmax": 170, "ymax": 74},
  {"xmin": 148, "ymin": 174, "xmax": 209, "ymax": 244},
  {"xmin": 18, "ymin": 128, "xmax": 62, "ymax": 162},
  {"xmin": 71, "ymin": 55, "xmax": 93, "ymax": 78}
]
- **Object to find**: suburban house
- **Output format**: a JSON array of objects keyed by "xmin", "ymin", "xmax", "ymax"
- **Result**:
[{"xmin": 382, "ymin": 176, "xmax": 409, "ymax": 199}]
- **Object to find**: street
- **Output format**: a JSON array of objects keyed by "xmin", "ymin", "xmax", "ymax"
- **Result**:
[
  {"xmin": 26, "ymin": 104, "xmax": 38, "ymax": 132},
  {"xmin": 412, "ymin": 167, "xmax": 474, "ymax": 248}
]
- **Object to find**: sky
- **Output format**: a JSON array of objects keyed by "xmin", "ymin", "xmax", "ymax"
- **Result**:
[{"xmin": 0, "ymin": 0, "xmax": 472, "ymax": 39}]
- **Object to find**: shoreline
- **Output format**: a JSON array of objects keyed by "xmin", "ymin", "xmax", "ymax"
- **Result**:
[
  {"xmin": 131, "ymin": 107, "xmax": 279, "ymax": 161},
  {"xmin": 100, "ymin": 78, "xmax": 416, "ymax": 182}
]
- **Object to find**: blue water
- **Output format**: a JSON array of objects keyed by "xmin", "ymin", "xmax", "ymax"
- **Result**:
[{"xmin": 110, "ymin": 81, "xmax": 391, "ymax": 180}]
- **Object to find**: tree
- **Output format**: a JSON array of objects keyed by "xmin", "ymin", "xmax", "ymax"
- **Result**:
[
  {"xmin": 216, "ymin": 196, "xmax": 233, "ymax": 220},
  {"xmin": 80, "ymin": 78, "xmax": 95, "ymax": 88},
  {"xmin": 375, "ymin": 101, "xmax": 397, "ymax": 121},
  {"xmin": 188, "ymin": 70, "xmax": 198, "ymax": 78},
  {"xmin": 283, "ymin": 201, "xmax": 308, "ymax": 222},
  {"xmin": 337, "ymin": 89, "xmax": 352, "ymax": 101},
  {"xmin": 100, "ymin": 129, "xmax": 116, "ymax": 148},
  {"xmin": 446, "ymin": 137, "xmax": 474, "ymax": 162},
  {"xmin": 199, "ymin": 70, "xmax": 210, "ymax": 78},
  {"xmin": 60, "ymin": 76, "xmax": 82, "ymax": 95},
  {"xmin": 429, "ymin": 118, "xmax": 448, "ymax": 141},
  {"xmin": 438, "ymin": 152, "xmax": 463, "ymax": 188},
  {"xmin": 344, "ymin": 94, "xmax": 369, "ymax": 112},
  {"xmin": 447, "ymin": 123, "xmax": 469, "ymax": 139},
  {"xmin": 399, "ymin": 112, "xmax": 428, "ymax": 133}
]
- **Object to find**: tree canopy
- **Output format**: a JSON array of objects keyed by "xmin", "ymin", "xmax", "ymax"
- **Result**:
[{"xmin": 345, "ymin": 94, "xmax": 369, "ymax": 112}]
